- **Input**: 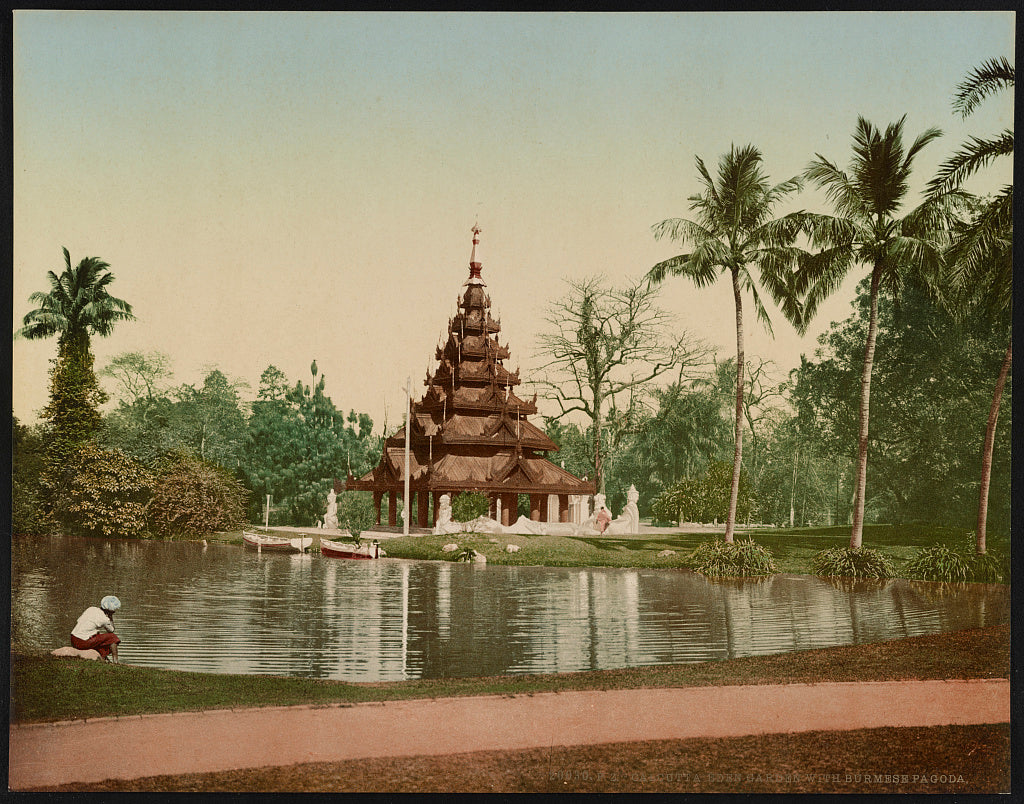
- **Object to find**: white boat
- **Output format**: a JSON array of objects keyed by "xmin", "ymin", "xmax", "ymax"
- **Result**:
[
  {"xmin": 320, "ymin": 536, "xmax": 386, "ymax": 560},
  {"xmin": 242, "ymin": 531, "xmax": 313, "ymax": 553}
]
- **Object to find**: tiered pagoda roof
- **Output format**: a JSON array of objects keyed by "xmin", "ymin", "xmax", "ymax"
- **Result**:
[{"xmin": 346, "ymin": 226, "xmax": 595, "ymax": 499}]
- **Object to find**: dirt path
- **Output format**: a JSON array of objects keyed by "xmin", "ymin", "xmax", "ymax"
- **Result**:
[{"xmin": 9, "ymin": 678, "xmax": 1008, "ymax": 790}]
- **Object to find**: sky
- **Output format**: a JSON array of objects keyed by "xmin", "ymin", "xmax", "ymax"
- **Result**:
[{"xmin": 12, "ymin": 11, "xmax": 1015, "ymax": 433}]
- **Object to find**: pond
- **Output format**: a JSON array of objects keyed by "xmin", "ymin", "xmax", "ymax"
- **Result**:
[{"xmin": 11, "ymin": 535, "xmax": 1009, "ymax": 683}]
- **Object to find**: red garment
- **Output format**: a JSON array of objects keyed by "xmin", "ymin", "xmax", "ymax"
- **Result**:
[
  {"xmin": 595, "ymin": 508, "xmax": 611, "ymax": 533},
  {"xmin": 71, "ymin": 632, "xmax": 120, "ymax": 658}
]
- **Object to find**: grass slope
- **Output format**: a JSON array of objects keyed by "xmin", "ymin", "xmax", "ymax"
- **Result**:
[
  {"xmin": 10, "ymin": 623, "xmax": 1009, "ymax": 724},
  {"xmin": 373, "ymin": 523, "xmax": 1008, "ymax": 576}
]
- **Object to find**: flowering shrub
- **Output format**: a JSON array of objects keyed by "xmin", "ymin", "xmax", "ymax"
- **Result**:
[
  {"xmin": 53, "ymin": 442, "xmax": 153, "ymax": 538},
  {"xmin": 148, "ymin": 453, "xmax": 249, "ymax": 537}
]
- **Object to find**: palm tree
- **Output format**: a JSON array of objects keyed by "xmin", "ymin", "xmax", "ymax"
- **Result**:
[
  {"xmin": 17, "ymin": 248, "xmax": 134, "ymax": 464},
  {"xmin": 928, "ymin": 57, "xmax": 1013, "ymax": 554},
  {"xmin": 647, "ymin": 145, "xmax": 803, "ymax": 542},
  {"xmin": 796, "ymin": 117, "xmax": 963, "ymax": 550}
]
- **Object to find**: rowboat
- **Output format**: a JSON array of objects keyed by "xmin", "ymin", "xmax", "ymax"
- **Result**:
[
  {"xmin": 320, "ymin": 537, "xmax": 386, "ymax": 560},
  {"xmin": 243, "ymin": 531, "xmax": 313, "ymax": 553}
]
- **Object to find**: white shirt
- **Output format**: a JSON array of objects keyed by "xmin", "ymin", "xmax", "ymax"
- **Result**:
[{"xmin": 71, "ymin": 606, "xmax": 115, "ymax": 640}]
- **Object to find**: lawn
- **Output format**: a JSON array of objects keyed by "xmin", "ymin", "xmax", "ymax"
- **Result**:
[
  {"xmin": 369, "ymin": 523, "xmax": 1008, "ymax": 578},
  {"xmin": 10, "ymin": 624, "xmax": 1009, "ymax": 724}
]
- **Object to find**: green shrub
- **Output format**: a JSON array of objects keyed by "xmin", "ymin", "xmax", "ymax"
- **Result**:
[
  {"xmin": 51, "ymin": 442, "xmax": 153, "ymax": 538},
  {"xmin": 11, "ymin": 478, "xmax": 56, "ymax": 536},
  {"xmin": 337, "ymin": 490, "xmax": 376, "ymax": 541},
  {"xmin": 451, "ymin": 491, "xmax": 490, "ymax": 522},
  {"xmin": 904, "ymin": 544, "xmax": 970, "ymax": 583},
  {"xmin": 812, "ymin": 547, "xmax": 895, "ymax": 579},
  {"xmin": 687, "ymin": 538, "xmax": 777, "ymax": 577},
  {"xmin": 653, "ymin": 462, "xmax": 753, "ymax": 525},
  {"xmin": 148, "ymin": 453, "xmax": 249, "ymax": 538},
  {"xmin": 967, "ymin": 551, "xmax": 1008, "ymax": 584}
]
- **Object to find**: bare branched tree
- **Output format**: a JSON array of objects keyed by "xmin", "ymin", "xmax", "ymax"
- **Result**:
[{"xmin": 533, "ymin": 275, "xmax": 712, "ymax": 492}]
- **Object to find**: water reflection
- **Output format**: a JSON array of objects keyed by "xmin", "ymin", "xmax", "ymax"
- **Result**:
[{"xmin": 11, "ymin": 535, "xmax": 1009, "ymax": 683}]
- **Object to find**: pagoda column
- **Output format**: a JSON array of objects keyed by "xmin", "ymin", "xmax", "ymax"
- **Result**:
[
  {"xmin": 529, "ymin": 494, "xmax": 542, "ymax": 521},
  {"xmin": 558, "ymin": 494, "xmax": 570, "ymax": 523},
  {"xmin": 388, "ymin": 491, "xmax": 398, "ymax": 526},
  {"xmin": 418, "ymin": 490, "xmax": 430, "ymax": 528},
  {"xmin": 432, "ymin": 492, "xmax": 442, "ymax": 527},
  {"xmin": 501, "ymin": 493, "xmax": 517, "ymax": 526},
  {"xmin": 373, "ymin": 491, "xmax": 383, "ymax": 525}
]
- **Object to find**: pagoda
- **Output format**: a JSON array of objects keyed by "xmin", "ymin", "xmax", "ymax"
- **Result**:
[{"xmin": 343, "ymin": 225, "xmax": 595, "ymax": 528}]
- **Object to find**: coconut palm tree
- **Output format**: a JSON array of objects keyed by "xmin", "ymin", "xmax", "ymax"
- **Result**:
[
  {"xmin": 17, "ymin": 248, "xmax": 135, "ymax": 463},
  {"xmin": 928, "ymin": 57, "xmax": 1013, "ymax": 554},
  {"xmin": 796, "ymin": 116, "xmax": 965, "ymax": 550},
  {"xmin": 647, "ymin": 144, "xmax": 804, "ymax": 542}
]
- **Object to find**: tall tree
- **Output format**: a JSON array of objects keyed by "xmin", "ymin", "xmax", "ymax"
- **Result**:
[
  {"xmin": 244, "ymin": 363, "xmax": 378, "ymax": 525},
  {"xmin": 170, "ymin": 369, "xmax": 249, "ymax": 468},
  {"xmin": 792, "ymin": 278, "xmax": 1009, "ymax": 531},
  {"xmin": 796, "ymin": 117, "xmax": 962, "ymax": 549},
  {"xmin": 534, "ymin": 275, "xmax": 709, "ymax": 493},
  {"xmin": 100, "ymin": 350, "xmax": 173, "ymax": 407},
  {"xmin": 647, "ymin": 144, "xmax": 803, "ymax": 542},
  {"xmin": 16, "ymin": 249, "xmax": 134, "ymax": 469},
  {"xmin": 928, "ymin": 57, "xmax": 1013, "ymax": 554}
]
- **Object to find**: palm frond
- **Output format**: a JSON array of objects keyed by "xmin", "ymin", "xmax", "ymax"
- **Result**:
[
  {"xmin": 693, "ymin": 154, "xmax": 720, "ymax": 207},
  {"xmin": 651, "ymin": 217, "xmax": 711, "ymax": 245},
  {"xmin": 944, "ymin": 187, "xmax": 1013, "ymax": 313},
  {"xmin": 901, "ymin": 191, "xmax": 972, "ymax": 240},
  {"xmin": 902, "ymin": 125, "xmax": 943, "ymax": 174},
  {"xmin": 804, "ymin": 156, "xmax": 869, "ymax": 221},
  {"xmin": 884, "ymin": 236, "xmax": 945, "ymax": 287},
  {"xmin": 795, "ymin": 246, "xmax": 856, "ymax": 332},
  {"xmin": 745, "ymin": 280, "xmax": 775, "ymax": 337},
  {"xmin": 798, "ymin": 212, "xmax": 860, "ymax": 250},
  {"xmin": 928, "ymin": 130, "xmax": 1014, "ymax": 195},
  {"xmin": 953, "ymin": 56, "xmax": 1015, "ymax": 118}
]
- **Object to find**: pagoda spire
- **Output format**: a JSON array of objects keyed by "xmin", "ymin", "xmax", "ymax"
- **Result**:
[{"xmin": 468, "ymin": 223, "xmax": 483, "ymax": 281}]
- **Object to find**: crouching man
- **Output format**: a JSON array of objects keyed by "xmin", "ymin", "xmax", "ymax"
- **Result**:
[{"xmin": 71, "ymin": 595, "xmax": 121, "ymax": 663}]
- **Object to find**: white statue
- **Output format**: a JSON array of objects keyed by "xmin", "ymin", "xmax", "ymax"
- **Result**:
[
  {"xmin": 606, "ymin": 484, "xmax": 640, "ymax": 534},
  {"xmin": 433, "ymin": 494, "xmax": 465, "ymax": 535},
  {"xmin": 324, "ymin": 489, "xmax": 339, "ymax": 530}
]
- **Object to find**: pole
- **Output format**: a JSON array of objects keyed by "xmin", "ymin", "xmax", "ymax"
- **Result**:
[
  {"xmin": 403, "ymin": 375, "xmax": 411, "ymax": 536},
  {"xmin": 265, "ymin": 494, "xmax": 271, "ymax": 530}
]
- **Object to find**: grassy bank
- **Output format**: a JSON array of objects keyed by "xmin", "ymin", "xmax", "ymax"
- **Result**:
[
  {"xmin": 187, "ymin": 524, "xmax": 1010, "ymax": 582},
  {"xmin": 10, "ymin": 624, "xmax": 1009, "ymax": 724},
  {"xmin": 367, "ymin": 523, "xmax": 1008, "ymax": 579}
]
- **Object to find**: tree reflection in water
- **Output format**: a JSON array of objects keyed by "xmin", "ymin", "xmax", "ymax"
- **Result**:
[{"xmin": 11, "ymin": 535, "xmax": 1010, "ymax": 683}]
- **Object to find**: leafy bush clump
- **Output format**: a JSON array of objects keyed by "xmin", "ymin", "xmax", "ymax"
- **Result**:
[
  {"xmin": 337, "ymin": 490, "xmax": 376, "ymax": 541},
  {"xmin": 904, "ymin": 544, "xmax": 971, "ymax": 583},
  {"xmin": 148, "ymin": 453, "xmax": 249, "ymax": 537},
  {"xmin": 653, "ymin": 462, "xmax": 753, "ymax": 525},
  {"xmin": 451, "ymin": 491, "xmax": 490, "ymax": 522},
  {"xmin": 812, "ymin": 547, "xmax": 895, "ymax": 579},
  {"xmin": 687, "ymin": 538, "xmax": 777, "ymax": 577},
  {"xmin": 11, "ymin": 478, "xmax": 56, "ymax": 536},
  {"xmin": 52, "ymin": 442, "xmax": 153, "ymax": 538},
  {"xmin": 967, "ymin": 551, "xmax": 1008, "ymax": 583},
  {"xmin": 904, "ymin": 536, "xmax": 1008, "ymax": 584}
]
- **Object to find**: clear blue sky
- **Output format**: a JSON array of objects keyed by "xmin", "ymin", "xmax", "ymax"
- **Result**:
[{"xmin": 13, "ymin": 11, "xmax": 1015, "ymax": 429}]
